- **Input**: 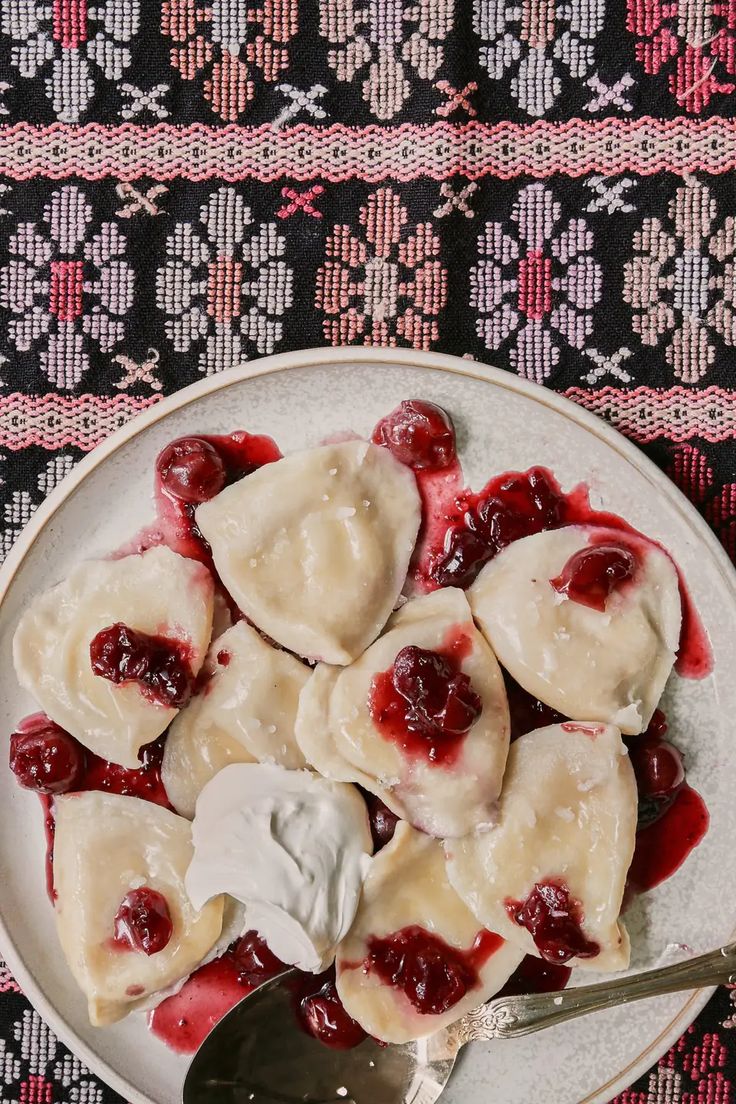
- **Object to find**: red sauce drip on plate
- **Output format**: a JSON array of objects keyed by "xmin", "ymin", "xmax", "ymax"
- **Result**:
[
  {"xmin": 39, "ymin": 794, "xmax": 56, "ymax": 902},
  {"xmin": 148, "ymin": 932, "xmax": 285, "ymax": 1054},
  {"xmin": 363, "ymin": 926, "xmax": 503, "ymax": 1016},
  {"xmin": 368, "ymin": 626, "xmax": 481, "ymax": 766},
  {"xmin": 506, "ymin": 881, "xmax": 600, "ymax": 965},
  {"xmin": 627, "ymin": 785, "xmax": 709, "ymax": 893}
]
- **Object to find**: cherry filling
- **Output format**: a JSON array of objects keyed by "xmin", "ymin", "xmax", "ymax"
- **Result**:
[
  {"xmin": 364, "ymin": 926, "xmax": 502, "ymax": 1016},
  {"xmin": 113, "ymin": 887, "xmax": 173, "ymax": 956},
  {"xmin": 550, "ymin": 543, "xmax": 637, "ymax": 612},
  {"xmin": 9, "ymin": 714, "xmax": 86, "ymax": 794},
  {"xmin": 506, "ymin": 881, "xmax": 599, "ymax": 965},
  {"xmin": 361, "ymin": 790, "xmax": 400, "ymax": 851},
  {"xmin": 372, "ymin": 400, "xmax": 456, "ymax": 472},
  {"xmin": 430, "ymin": 467, "xmax": 566, "ymax": 589},
  {"xmin": 292, "ymin": 968, "xmax": 367, "ymax": 1050},
  {"xmin": 90, "ymin": 623, "xmax": 195, "ymax": 710},
  {"xmin": 369, "ymin": 637, "xmax": 482, "ymax": 765}
]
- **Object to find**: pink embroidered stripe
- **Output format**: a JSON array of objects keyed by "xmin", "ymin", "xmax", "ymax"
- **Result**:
[
  {"xmin": 0, "ymin": 120, "xmax": 734, "ymax": 181},
  {"xmin": 565, "ymin": 386, "xmax": 736, "ymax": 443},
  {"xmin": 0, "ymin": 394, "xmax": 161, "ymax": 451}
]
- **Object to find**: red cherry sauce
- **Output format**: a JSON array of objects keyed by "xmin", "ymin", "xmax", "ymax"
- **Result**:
[
  {"xmin": 506, "ymin": 881, "xmax": 600, "ymax": 965},
  {"xmin": 149, "ymin": 932, "xmax": 285, "ymax": 1053},
  {"xmin": 361, "ymin": 926, "xmax": 503, "ymax": 1016},
  {"xmin": 155, "ymin": 432, "xmax": 281, "ymax": 568},
  {"xmin": 361, "ymin": 789, "xmax": 400, "ymax": 851},
  {"xmin": 368, "ymin": 625, "xmax": 481, "ymax": 766},
  {"xmin": 90, "ymin": 623, "xmax": 196, "ymax": 710},
  {"xmin": 292, "ymin": 967, "xmax": 367, "ymax": 1050},
  {"xmin": 628, "ymin": 786, "xmax": 709, "ymax": 894},
  {"xmin": 40, "ymin": 794, "xmax": 56, "ymax": 902},
  {"xmin": 113, "ymin": 888, "xmax": 173, "ymax": 956},
  {"xmin": 623, "ymin": 710, "xmax": 708, "ymax": 893}
]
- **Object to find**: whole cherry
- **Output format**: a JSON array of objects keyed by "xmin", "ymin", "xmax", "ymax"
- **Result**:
[
  {"xmin": 156, "ymin": 437, "xmax": 226, "ymax": 504},
  {"xmin": 9, "ymin": 716, "xmax": 86, "ymax": 795}
]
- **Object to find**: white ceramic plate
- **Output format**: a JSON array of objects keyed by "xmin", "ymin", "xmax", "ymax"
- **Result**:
[{"xmin": 1, "ymin": 348, "xmax": 735, "ymax": 1104}]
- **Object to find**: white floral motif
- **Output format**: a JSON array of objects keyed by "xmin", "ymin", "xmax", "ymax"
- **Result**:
[
  {"xmin": 474, "ymin": 0, "xmax": 605, "ymax": 116},
  {"xmin": 0, "ymin": 186, "xmax": 134, "ymax": 389},
  {"xmin": 0, "ymin": 455, "xmax": 76, "ymax": 561},
  {"xmin": 623, "ymin": 179, "xmax": 736, "ymax": 383},
  {"xmin": 156, "ymin": 188, "xmax": 294, "ymax": 375},
  {"xmin": 319, "ymin": 0, "xmax": 455, "ymax": 120},
  {"xmin": 470, "ymin": 182, "xmax": 603, "ymax": 383},
  {"xmin": 1, "ymin": 0, "xmax": 140, "ymax": 122}
]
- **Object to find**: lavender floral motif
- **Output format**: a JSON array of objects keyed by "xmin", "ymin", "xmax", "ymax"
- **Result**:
[
  {"xmin": 0, "ymin": 186, "xmax": 134, "ymax": 389},
  {"xmin": 623, "ymin": 180, "xmax": 736, "ymax": 384},
  {"xmin": 156, "ymin": 187, "xmax": 294, "ymax": 375},
  {"xmin": 470, "ymin": 183, "xmax": 603, "ymax": 383},
  {"xmin": 474, "ymin": 0, "xmax": 605, "ymax": 116},
  {"xmin": 319, "ymin": 0, "xmax": 454, "ymax": 119},
  {"xmin": 1, "ymin": 0, "xmax": 140, "ymax": 122}
]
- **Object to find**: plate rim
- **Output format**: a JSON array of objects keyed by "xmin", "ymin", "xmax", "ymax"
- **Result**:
[{"xmin": 0, "ymin": 345, "xmax": 733, "ymax": 1104}]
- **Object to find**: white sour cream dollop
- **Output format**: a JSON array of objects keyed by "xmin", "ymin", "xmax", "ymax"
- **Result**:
[{"xmin": 185, "ymin": 763, "xmax": 373, "ymax": 973}]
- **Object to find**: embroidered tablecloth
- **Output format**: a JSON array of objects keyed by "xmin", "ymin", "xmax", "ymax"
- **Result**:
[{"xmin": 1, "ymin": 0, "xmax": 735, "ymax": 1100}]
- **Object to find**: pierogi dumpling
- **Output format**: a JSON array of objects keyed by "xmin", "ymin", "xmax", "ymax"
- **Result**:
[
  {"xmin": 53, "ymin": 791, "xmax": 224, "ymax": 1026},
  {"xmin": 162, "ymin": 621, "xmax": 309, "ymax": 818},
  {"xmin": 13, "ymin": 546, "xmax": 214, "ymax": 768},
  {"xmin": 444, "ymin": 722, "xmax": 637, "ymax": 971},
  {"xmin": 335, "ymin": 823, "xmax": 523, "ymax": 1043},
  {"xmin": 195, "ymin": 441, "xmax": 421, "ymax": 665},
  {"xmin": 295, "ymin": 588, "xmax": 510, "ymax": 838},
  {"xmin": 469, "ymin": 525, "xmax": 681, "ymax": 734}
]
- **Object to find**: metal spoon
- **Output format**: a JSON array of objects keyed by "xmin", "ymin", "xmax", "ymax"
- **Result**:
[{"xmin": 183, "ymin": 942, "xmax": 736, "ymax": 1104}]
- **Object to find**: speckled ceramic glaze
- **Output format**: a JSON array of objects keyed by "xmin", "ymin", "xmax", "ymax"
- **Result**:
[{"xmin": 0, "ymin": 348, "xmax": 734, "ymax": 1104}]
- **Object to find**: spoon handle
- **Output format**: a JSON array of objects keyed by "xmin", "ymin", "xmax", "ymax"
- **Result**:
[{"xmin": 457, "ymin": 943, "xmax": 736, "ymax": 1042}]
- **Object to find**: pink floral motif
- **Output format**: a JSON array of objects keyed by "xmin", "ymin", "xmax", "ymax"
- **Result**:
[
  {"xmin": 0, "ymin": 186, "xmax": 134, "ymax": 389},
  {"xmin": 1, "ymin": 0, "xmax": 139, "ymax": 122},
  {"xmin": 156, "ymin": 187, "xmax": 294, "ymax": 374},
  {"xmin": 626, "ymin": 0, "xmax": 736, "ymax": 113},
  {"xmin": 470, "ymin": 182, "xmax": 603, "ymax": 383},
  {"xmin": 161, "ymin": 0, "xmax": 298, "ymax": 121},
  {"xmin": 315, "ymin": 188, "xmax": 447, "ymax": 349},
  {"xmin": 319, "ymin": 0, "xmax": 454, "ymax": 119},
  {"xmin": 623, "ymin": 180, "xmax": 736, "ymax": 384}
]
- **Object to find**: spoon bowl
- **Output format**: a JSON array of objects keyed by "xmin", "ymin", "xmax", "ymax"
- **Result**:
[
  {"xmin": 184, "ymin": 944, "xmax": 736, "ymax": 1104},
  {"xmin": 183, "ymin": 971, "xmax": 456, "ymax": 1104}
]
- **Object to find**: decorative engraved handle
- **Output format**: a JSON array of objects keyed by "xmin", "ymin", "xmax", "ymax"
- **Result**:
[{"xmin": 454, "ymin": 943, "xmax": 736, "ymax": 1043}]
